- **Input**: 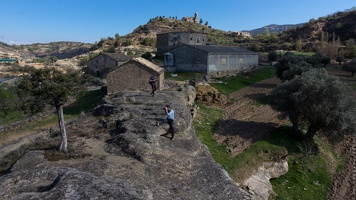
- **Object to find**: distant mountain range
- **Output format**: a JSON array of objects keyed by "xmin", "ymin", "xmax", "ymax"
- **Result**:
[
  {"xmin": 242, "ymin": 23, "xmax": 305, "ymax": 36},
  {"xmin": 244, "ymin": 6, "xmax": 356, "ymax": 36}
]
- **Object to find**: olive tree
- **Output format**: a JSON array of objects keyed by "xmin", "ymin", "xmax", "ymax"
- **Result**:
[
  {"xmin": 267, "ymin": 51, "xmax": 278, "ymax": 65},
  {"xmin": 336, "ymin": 55, "xmax": 345, "ymax": 65},
  {"xmin": 341, "ymin": 58, "xmax": 356, "ymax": 77},
  {"xmin": 320, "ymin": 55, "xmax": 331, "ymax": 67},
  {"xmin": 0, "ymin": 83, "xmax": 15, "ymax": 115},
  {"xmin": 26, "ymin": 67, "xmax": 84, "ymax": 151},
  {"xmin": 270, "ymin": 69, "xmax": 356, "ymax": 152},
  {"xmin": 275, "ymin": 52, "xmax": 312, "ymax": 81},
  {"xmin": 11, "ymin": 76, "xmax": 36, "ymax": 114}
]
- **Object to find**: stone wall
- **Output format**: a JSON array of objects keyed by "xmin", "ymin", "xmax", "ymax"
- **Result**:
[
  {"xmin": 87, "ymin": 54, "xmax": 118, "ymax": 78},
  {"xmin": 169, "ymin": 44, "xmax": 208, "ymax": 72},
  {"xmin": 106, "ymin": 61, "xmax": 164, "ymax": 94},
  {"xmin": 0, "ymin": 110, "xmax": 54, "ymax": 133},
  {"xmin": 157, "ymin": 32, "xmax": 207, "ymax": 54}
]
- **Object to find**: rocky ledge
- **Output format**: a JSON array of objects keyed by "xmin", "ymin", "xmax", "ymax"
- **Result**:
[{"xmin": 0, "ymin": 87, "xmax": 249, "ymax": 199}]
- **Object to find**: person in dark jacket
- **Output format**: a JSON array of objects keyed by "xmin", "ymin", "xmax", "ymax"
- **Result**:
[{"xmin": 149, "ymin": 73, "xmax": 157, "ymax": 97}]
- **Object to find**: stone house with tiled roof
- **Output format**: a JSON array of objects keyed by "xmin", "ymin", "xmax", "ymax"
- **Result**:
[
  {"xmin": 86, "ymin": 52, "xmax": 130, "ymax": 78},
  {"xmin": 166, "ymin": 44, "xmax": 259, "ymax": 77},
  {"xmin": 106, "ymin": 57, "xmax": 164, "ymax": 95}
]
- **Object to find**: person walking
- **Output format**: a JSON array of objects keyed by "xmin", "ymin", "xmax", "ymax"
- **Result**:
[
  {"xmin": 149, "ymin": 73, "xmax": 157, "ymax": 97},
  {"xmin": 157, "ymin": 105, "xmax": 175, "ymax": 141}
]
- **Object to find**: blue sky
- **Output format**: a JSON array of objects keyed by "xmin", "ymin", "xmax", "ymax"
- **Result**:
[{"xmin": 0, "ymin": 0, "xmax": 355, "ymax": 45}]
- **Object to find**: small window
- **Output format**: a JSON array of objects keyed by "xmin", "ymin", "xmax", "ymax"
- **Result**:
[
  {"xmin": 190, "ymin": 37, "xmax": 193, "ymax": 40},
  {"xmin": 196, "ymin": 37, "xmax": 200, "ymax": 43},
  {"xmin": 221, "ymin": 59, "xmax": 226, "ymax": 65},
  {"xmin": 239, "ymin": 58, "xmax": 244, "ymax": 64}
]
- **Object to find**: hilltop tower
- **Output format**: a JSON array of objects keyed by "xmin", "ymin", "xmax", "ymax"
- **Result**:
[{"xmin": 194, "ymin": 12, "xmax": 198, "ymax": 23}]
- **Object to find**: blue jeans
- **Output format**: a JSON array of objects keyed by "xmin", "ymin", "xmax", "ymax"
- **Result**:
[{"xmin": 159, "ymin": 119, "xmax": 174, "ymax": 138}]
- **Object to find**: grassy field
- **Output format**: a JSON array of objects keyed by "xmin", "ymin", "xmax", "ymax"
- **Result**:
[
  {"xmin": 0, "ymin": 89, "xmax": 106, "ymax": 125},
  {"xmin": 0, "ymin": 89, "xmax": 106, "ymax": 144},
  {"xmin": 210, "ymin": 67, "xmax": 276, "ymax": 95},
  {"xmin": 164, "ymin": 71, "xmax": 206, "ymax": 82},
  {"xmin": 270, "ymin": 134, "xmax": 345, "ymax": 200},
  {"xmin": 0, "ymin": 110, "xmax": 31, "ymax": 125}
]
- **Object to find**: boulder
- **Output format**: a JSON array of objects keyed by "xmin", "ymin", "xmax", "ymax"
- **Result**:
[{"xmin": 243, "ymin": 161, "xmax": 289, "ymax": 200}]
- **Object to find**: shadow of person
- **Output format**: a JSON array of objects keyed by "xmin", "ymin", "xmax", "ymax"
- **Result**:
[{"xmin": 160, "ymin": 128, "xmax": 173, "ymax": 140}]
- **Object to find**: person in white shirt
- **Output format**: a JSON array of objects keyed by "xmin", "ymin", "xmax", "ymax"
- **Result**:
[{"xmin": 157, "ymin": 105, "xmax": 175, "ymax": 140}]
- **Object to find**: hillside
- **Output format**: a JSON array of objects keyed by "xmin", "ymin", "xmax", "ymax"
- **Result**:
[
  {"xmin": 0, "ymin": 41, "xmax": 91, "ymax": 60},
  {"xmin": 280, "ymin": 10, "xmax": 356, "ymax": 43},
  {"xmin": 99, "ymin": 16, "xmax": 237, "ymax": 50},
  {"xmin": 243, "ymin": 23, "xmax": 304, "ymax": 36},
  {"xmin": 0, "ymin": 41, "xmax": 34, "ymax": 59},
  {"xmin": 95, "ymin": 10, "xmax": 356, "ymax": 54},
  {"xmin": 128, "ymin": 16, "xmax": 230, "ymax": 41},
  {"xmin": 20, "ymin": 42, "xmax": 92, "ymax": 59}
]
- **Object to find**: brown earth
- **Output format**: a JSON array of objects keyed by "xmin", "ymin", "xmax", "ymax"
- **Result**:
[{"xmin": 213, "ymin": 77, "xmax": 288, "ymax": 156}]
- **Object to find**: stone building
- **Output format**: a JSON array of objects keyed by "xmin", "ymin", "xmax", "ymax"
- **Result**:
[
  {"xmin": 156, "ymin": 31, "xmax": 207, "ymax": 55},
  {"xmin": 166, "ymin": 44, "xmax": 259, "ymax": 77},
  {"xmin": 86, "ymin": 52, "xmax": 130, "ymax": 78},
  {"xmin": 232, "ymin": 32, "xmax": 251, "ymax": 38},
  {"xmin": 181, "ymin": 12, "xmax": 199, "ymax": 23},
  {"xmin": 106, "ymin": 57, "xmax": 164, "ymax": 95}
]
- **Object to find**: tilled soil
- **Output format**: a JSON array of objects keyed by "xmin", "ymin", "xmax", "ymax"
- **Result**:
[
  {"xmin": 327, "ymin": 135, "xmax": 355, "ymax": 200},
  {"xmin": 213, "ymin": 77, "xmax": 288, "ymax": 156}
]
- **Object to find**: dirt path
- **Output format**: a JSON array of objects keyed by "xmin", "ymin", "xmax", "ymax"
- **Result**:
[{"xmin": 213, "ymin": 77, "xmax": 288, "ymax": 156}]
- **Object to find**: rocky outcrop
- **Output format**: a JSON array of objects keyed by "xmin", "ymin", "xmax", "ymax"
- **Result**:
[
  {"xmin": 0, "ymin": 89, "xmax": 249, "ymax": 199},
  {"xmin": 1, "ymin": 151, "xmax": 143, "ymax": 199},
  {"xmin": 243, "ymin": 161, "xmax": 288, "ymax": 200}
]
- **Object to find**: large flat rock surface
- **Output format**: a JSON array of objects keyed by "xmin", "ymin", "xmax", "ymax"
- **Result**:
[{"xmin": 0, "ymin": 90, "xmax": 249, "ymax": 200}]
